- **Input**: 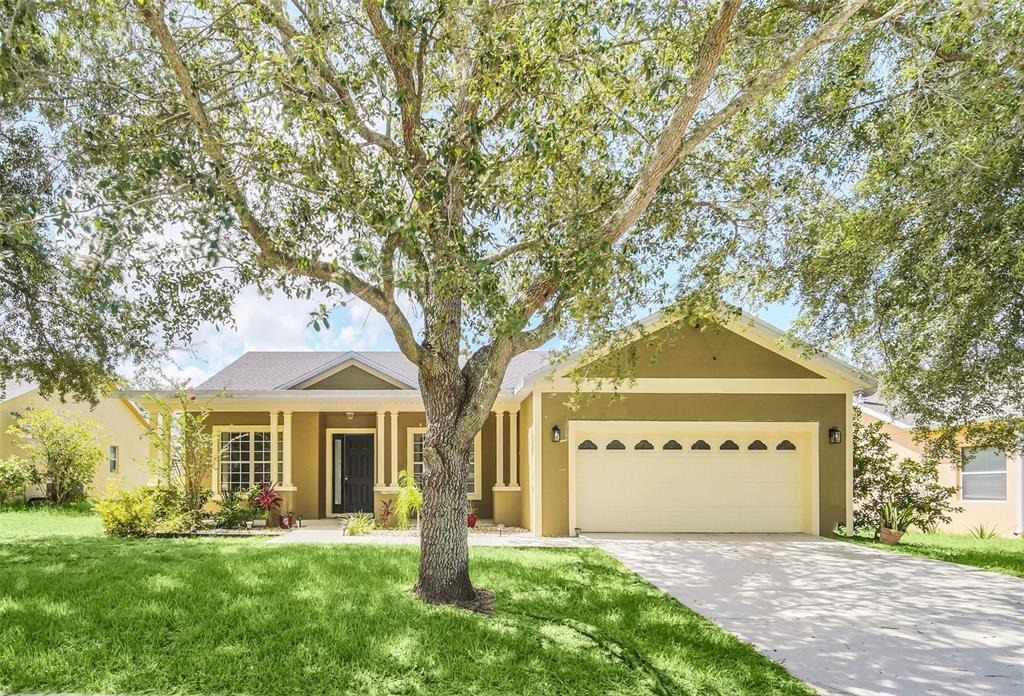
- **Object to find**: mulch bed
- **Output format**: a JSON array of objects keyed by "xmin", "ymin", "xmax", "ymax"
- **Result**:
[{"xmin": 152, "ymin": 528, "xmax": 285, "ymax": 538}]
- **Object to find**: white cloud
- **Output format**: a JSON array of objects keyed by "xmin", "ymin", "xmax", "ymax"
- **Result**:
[{"xmin": 160, "ymin": 286, "xmax": 409, "ymax": 386}]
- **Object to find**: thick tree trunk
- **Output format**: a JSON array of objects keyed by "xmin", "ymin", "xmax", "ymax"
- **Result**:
[{"xmin": 414, "ymin": 386, "xmax": 478, "ymax": 604}]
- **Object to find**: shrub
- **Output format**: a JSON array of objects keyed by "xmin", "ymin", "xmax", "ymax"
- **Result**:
[
  {"xmin": 148, "ymin": 388, "xmax": 216, "ymax": 515},
  {"xmin": 96, "ymin": 487, "xmax": 158, "ymax": 537},
  {"xmin": 853, "ymin": 408, "xmax": 960, "ymax": 531},
  {"xmin": 96, "ymin": 485, "xmax": 200, "ymax": 536},
  {"xmin": 345, "ymin": 513, "xmax": 375, "ymax": 536},
  {"xmin": 0, "ymin": 457, "xmax": 31, "ymax": 503},
  {"xmin": 7, "ymin": 408, "xmax": 104, "ymax": 504},
  {"xmin": 214, "ymin": 488, "xmax": 254, "ymax": 529}
]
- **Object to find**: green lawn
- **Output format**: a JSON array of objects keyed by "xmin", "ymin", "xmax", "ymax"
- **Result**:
[
  {"xmin": 840, "ymin": 530, "xmax": 1024, "ymax": 578},
  {"xmin": 0, "ymin": 507, "xmax": 811, "ymax": 695}
]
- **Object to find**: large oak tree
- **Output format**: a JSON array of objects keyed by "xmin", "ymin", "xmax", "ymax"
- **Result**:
[{"xmin": 34, "ymin": 0, "xmax": 1010, "ymax": 604}]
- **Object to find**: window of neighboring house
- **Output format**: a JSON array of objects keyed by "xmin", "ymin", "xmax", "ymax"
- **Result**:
[
  {"xmin": 961, "ymin": 447, "xmax": 1007, "ymax": 501},
  {"xmin": 217, "ymin": 430, "xmax": 273, "ymax": 492},
  {"xmin": 108, "ymin": 446, "xmax": 118, "ymax": 473},
  {"xmin": 408, "ymin": 429, "xmax": 482, "ymax": 500}
]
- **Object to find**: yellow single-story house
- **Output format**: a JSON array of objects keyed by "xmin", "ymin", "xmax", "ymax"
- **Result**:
[
  {"xmin": 859, "ymin": 401, "xmax": 1023, "ymax": 537},
  {"xmin": 0, "ymin": 382, "xmax": 153, "ymax": 498},
  {"xmin": 124, "ymin": 311, "xmax": 873, "ymax": 536}
]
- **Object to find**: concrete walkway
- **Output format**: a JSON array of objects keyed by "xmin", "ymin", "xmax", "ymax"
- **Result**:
[
  {"xmin": 268, "ymin": 522, "xmax": 588, "ymax": 547},
  {"xmin": 587, "ymin": 533, "xmax": 1024, "ymax": 696}
]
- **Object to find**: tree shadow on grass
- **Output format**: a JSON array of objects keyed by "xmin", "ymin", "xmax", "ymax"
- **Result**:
[{"xmin": 0, "ymin": 537, "xmax": 810, "ymax": 695}]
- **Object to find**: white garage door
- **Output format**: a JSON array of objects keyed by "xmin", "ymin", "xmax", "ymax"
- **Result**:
[{"xmin": 572, "ymin": 422, "xmax": 816, "ymax": 534}]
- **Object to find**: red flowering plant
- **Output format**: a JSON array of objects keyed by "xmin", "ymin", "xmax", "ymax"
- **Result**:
[{"xmin": 250, "ymin": 482, "xmax": 282, "ymax": 521}]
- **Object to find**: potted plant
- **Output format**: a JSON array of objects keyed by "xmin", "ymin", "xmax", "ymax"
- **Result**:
[
  {"xmin": 878, "ymin": 502, "xmax": 912, "ymax": 544},
  {"xmin": 467, "ymin": 502, "xmax": 477, "ymax": 529},
  {"xmin": 252, "ymin": 482, "xmax": 283, "ymax": 529}
]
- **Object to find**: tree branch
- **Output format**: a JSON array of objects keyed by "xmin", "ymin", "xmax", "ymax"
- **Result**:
[
  {"xmin": 511, "ymin": 0, "xmax": 743, "ymax": 322},
  {"xmin": 135, "ymin": 0, "xmax": 423, "ymax": 365},
  {"xmin": 674, "ymin": 0, "xmax": 877, "ymax": 161},
  {"xmin": 777, "ymin": 0, "xmax": 970, "ymax": 63},
  {"xmin": 513, "ymin": 0, "xmax": 871, "ymax": 328},
  {"xmin": 362, "ymin": 0, "xmax": 429, "ymax": 167},
  {"xmin": 245, "ymin": 0, "xmax": 404, "ymax": 160}
]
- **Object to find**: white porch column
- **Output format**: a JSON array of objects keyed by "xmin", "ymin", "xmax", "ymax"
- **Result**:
[
  {"xmin": 390, "ymin": 411, "xmax": 399, "ymax": 488},
  {"xmin": 495, "ymin": 411, "xmax": 506, "ymax": 487},
  {"xmin": 269, "ymin": 411, "xmax": 279, "ymax": 484},
  {"xmin": 282, "ymin": 411, "xmax": 293, "ymax": 487},
  {"xmin": 509, "ymin": 411, "xmax": 519, "ymax": 487},
  {"xmin": 375, "ymin": 410, "xmax": 385, "ymax": 487}
]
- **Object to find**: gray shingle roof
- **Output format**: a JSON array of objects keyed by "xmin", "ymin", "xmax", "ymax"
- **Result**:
[
  {"xmin": 197, "ymin": 350, "xmax": 551, "ymax": 392},
  {"xmin": 1, "ymin": 381, "xmax": 37, "ymax": 402},
  {"xmin": 858, "ymin": 395, "xmax": 919, "ymax": 428}
]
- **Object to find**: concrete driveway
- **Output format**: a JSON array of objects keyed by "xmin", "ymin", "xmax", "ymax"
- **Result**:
[{"xmin": 587, "ymin": 534, "xmax": 1024, "ymax": 696}]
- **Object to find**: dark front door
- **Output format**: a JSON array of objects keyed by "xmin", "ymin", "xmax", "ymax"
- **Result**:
[{"xmin": 333, "ymin": 434, "xmax": 374, "ymax": 514}]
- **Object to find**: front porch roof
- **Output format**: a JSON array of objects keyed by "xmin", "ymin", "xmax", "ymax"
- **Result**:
[{"xmin": 113, "ymin": 388, "xmax": 525, "ymax": 411}]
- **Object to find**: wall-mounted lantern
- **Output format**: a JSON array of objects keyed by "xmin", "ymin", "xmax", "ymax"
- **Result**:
[
  {"xmin": 828, "ymin": 426, "xmax": 842, "ymax": 445},
  {"xmin": 551, "ymin": 425, "xmax": 561, "ymax": 443}
]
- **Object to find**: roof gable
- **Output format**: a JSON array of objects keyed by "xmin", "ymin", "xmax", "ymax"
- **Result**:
[
  {"xmin": 295, "ymin": 361, "xmax": 408, "ymax": 390},
  {"xmin": 516, "ymin": 309, "xmax": 874, "ymax": 392},
  {"xmin": 581, "ymin": 322, "xmax": 823, "ymax": 380}
]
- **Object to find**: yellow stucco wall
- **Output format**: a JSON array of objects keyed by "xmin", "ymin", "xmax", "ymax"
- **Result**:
[
  {"xmin": 863, "ymin": 413, "xmax": 1020, "ymax": 536},
  {"xmin": 305, "ymin": 367, "xmax": 401, "ymax": 390},
  {"xmin": 585, "ymin": 322, "xmax": 823, "ymax": 379},
  {"xmin": 538, "ymin": 392, "xmax": 847, "ymax": 536},
  {"xmin": 0, "ymin": 391, "xmax": 152, "ymax": 498}
]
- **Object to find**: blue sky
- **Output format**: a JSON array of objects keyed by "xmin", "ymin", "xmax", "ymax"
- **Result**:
[{"xmin": 166, "ymin": 285, "xmax": 801, "ymax": 385}]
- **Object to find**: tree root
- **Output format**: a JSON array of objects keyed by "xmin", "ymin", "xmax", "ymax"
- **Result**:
[{"xmin": 414, "ymin": 585, "xmax": 494, "ymax": 616}]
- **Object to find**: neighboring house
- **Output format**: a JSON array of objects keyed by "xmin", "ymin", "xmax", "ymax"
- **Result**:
[
  {"xmin": 859, "ymin": 398, "xmax": 1023, "ymax": 537},
  {"xmin": 121, "ymin": 310, "xmax": 872, "ymax": 536},
  {"xmin": 0, "ymin": 382, "xmax": 153, "ymax": 498}
]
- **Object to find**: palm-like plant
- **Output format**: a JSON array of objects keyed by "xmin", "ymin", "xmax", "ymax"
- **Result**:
[
  {"xmin": 251, "ymin": 482, "xmax": 282, "ymax": 518},
  {"xmin": 880, "ymin": 502, "xmax": 913, "ymax": 533},
  {"xmin": 394, "ymin": 471, "xmax": 423, "ymax": 530}
]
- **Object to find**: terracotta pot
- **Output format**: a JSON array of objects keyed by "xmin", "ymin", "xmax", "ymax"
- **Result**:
[
  {"xmin": 467, "ymin": 513, "xmax": 477, "ymax": 528},
  {"xmin": 878, "ymin": 527, "xmax": 905, "ymax": 545}
]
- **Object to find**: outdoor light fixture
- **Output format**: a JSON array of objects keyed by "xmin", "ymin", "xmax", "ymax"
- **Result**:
[
  {"xmin": 828, "ymin": 426, "xmax": 842, "ymax": 444},
  {"xmin": 551, "ymin": 425, "xmax": 561, "ymax": 442},
  {"xmin": 345, "ymin": 411, "xmax": 355, "ymax": 420}
]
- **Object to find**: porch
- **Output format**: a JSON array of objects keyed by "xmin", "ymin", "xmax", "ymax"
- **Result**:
[{"xmin": 193, "ymin": 407, "xmax": 524, "ymax": 525}]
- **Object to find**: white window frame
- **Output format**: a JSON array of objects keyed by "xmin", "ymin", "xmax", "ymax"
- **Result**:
[
  {"xmin": 960, "ymin": 447, "xmax": 1008, "ymax": 502},
  {"xmin": 211, "ymin": 427, "xmax": 277, "ymax": 494},
  {"xmin": 407, "ymin": 427, "xmax": 482, "ymax": 500},
  {"xmin": 108, "ymin": 445, "xmax": 118, "ymax": 473}
]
